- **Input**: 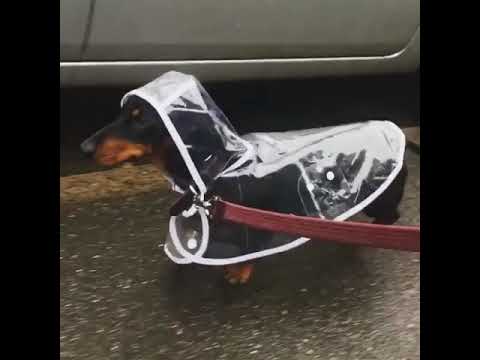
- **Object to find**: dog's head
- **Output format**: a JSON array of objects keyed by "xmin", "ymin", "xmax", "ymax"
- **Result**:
[
  {"xmin": 81, "ymin": 92, "xmax": 242, "ymax": 192},
  {"xmin": 80, "ymin": 95, "xmax": 190, "ymax": 181}
]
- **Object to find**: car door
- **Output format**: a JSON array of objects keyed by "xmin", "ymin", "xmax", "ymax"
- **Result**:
[
  {"xmin": 61, "ymin": 0, "xmax": 94, "ymax": 59},
  {"xmin": 60, "ymin": 0, "xmax": 93, "ymax": 82},
  {"xmin": 61, "ymin": 0, "xmax": 419, "ymax": 86},
  {"xmin": 84, "ymin": 0, "xmax": 419, "ymax": 60}
]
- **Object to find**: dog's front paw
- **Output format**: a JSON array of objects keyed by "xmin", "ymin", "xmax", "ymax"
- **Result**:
[{"xmin": 224, "ymin": 264, "xmax": 254, "ymax": 284}]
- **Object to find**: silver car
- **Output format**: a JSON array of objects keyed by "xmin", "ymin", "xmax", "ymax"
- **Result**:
[{"xmin": 60, "ymin": 0, "xmax": 419, "ymax": 86}]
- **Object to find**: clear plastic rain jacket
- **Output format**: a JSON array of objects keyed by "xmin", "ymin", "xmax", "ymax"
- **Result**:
[{"xmin": 121, "ymin": 71, "xmax": 406, "ymax": 266}]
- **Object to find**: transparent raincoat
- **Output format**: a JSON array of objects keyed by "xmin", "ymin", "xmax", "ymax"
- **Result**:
[{"xmin": 121, "ymin": 71, "xmax": 406, "ymax": 266}]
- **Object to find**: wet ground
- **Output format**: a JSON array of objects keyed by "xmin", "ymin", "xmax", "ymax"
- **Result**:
[{"xmin": 60, "ymin": 75, "xmax": 419, "ymax": 360}]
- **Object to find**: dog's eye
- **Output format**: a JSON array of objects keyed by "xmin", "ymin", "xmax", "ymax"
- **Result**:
[{"xmin": 131, "ymin": 108, "xmax": 142, "ymax": 120}]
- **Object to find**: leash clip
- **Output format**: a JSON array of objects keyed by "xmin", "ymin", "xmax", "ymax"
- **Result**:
[
  {"xmin": 192, "ymin": 194, "xmax": 220, "ymax": 219},
  {"xmin": 169, "ymin": 183, "xmax": 219, "ymax": 219}
]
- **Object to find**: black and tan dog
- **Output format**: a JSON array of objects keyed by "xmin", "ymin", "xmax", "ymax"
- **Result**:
[{"xmin": 81, "ymin": 95, "xmax": 408, "ymax": 284}]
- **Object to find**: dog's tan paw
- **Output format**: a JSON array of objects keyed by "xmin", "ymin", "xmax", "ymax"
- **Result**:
[{"xmin": 224, "ymin": 264, "xmax": 254, "ymax": 285}]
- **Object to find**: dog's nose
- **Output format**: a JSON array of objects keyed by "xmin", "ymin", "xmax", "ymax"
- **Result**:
[{"xmin": 80, "ymin": 138, "xmax": 96, "ymax": 156}]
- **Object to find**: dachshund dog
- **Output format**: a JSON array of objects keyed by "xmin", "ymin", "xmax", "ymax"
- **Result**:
[{"xmin": 81, "ymin": 95, "xmax": 407, "ymax": 284}]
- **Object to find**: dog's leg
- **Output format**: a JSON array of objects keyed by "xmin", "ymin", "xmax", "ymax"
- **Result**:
[
  {"xmin": 372, "ymin": 210, "xmax": 400, "ymax": 225},
  {"xmin": 363, "ymin": 164, "xmax": 407, "ymax": 225},
  {"xmin": 224, "ymin": 263, "xmax": 254, "ymax": 284}
]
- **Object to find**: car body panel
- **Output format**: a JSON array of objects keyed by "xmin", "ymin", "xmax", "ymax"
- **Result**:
[
  {"xmin": 60, "ymin": 0, "xmax": 419, "ymax": 86},
  {"xmin": 83, "ymin": 0, "xmax": 419, "ymax": 60},
  {"xmin": 60, "ymin": 0, "xmax": 92, "ymax": 60}
]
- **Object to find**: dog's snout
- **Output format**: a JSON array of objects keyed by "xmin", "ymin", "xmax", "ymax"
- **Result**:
[{"xmin": 80, "ymin": 138, "xmax": 97, "ymax": 156}]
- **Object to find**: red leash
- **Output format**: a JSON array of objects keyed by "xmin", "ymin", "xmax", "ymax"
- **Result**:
[{"xmin": 212, "ymin": 199, "xmax": 420, "ymax": 252}]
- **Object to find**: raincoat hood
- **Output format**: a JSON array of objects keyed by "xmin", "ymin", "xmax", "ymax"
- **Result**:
[{"xmin": 121, "ymin": 71, "xmax": 254, "ymax": 196}]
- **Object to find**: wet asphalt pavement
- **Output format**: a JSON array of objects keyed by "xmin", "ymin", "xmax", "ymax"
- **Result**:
[{"xmin": 60, "ymin": 75, "xmax": 419, "ymax": 360}]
